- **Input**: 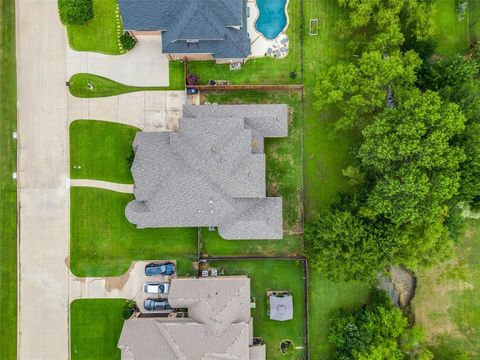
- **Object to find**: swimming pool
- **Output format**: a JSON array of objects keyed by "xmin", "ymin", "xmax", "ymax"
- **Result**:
[{"xmin": 255, "ymin": 0, "xmax": 288, "ymax": 40}]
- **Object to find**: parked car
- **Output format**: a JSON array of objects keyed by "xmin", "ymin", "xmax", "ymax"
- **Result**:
[
  {"xmin": 143, "ymin": 282, "xmax": 170, "ymax": 294},
  {"xmin": 144, "ymin": 298, "xmax": 171, "ymax": 311},
  {"xmin": 145, "ymin": 262, "xmax": 176, "ymax": 276}
]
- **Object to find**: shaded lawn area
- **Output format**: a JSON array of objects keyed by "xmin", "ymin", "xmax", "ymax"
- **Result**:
[
  {"xmin": 204, "ymin": 91, "xmax": 303, "ymax": 233},
  {"xmin": 186, "ymin": 0, "xmax": 301, "ymax": 85},
  {"xmin": 413, "ymin": 219, "xmax": 480, "ymax": 359},
  {"xmin": 201, "ymin": 228, "xmax": 302, "ymax": 257},
  {"xmin": 432, "ymin": 0, "xmax": 470, "ymax": 56},
  {"xmin": 67, "ymin": 0, "xmax": 122, "ymax": 55},
  {"xmin": 70, "ymin": 120, "xmax": 138, "ymax": 184},
  {"xmin": 209, "ymin": 259, "xmax": 306, "ymax": 360},
  {"xmin": 0, "ymin": 0, "xmax": 17, "ymax": 358},
  {"xmin": 70, "ymin": 187, "xmax": 198, "ymax": 277},
  {"xmin": 71, "ymin": 299, "xmax": 125, "ymax": 360},
  {"xmin": 68, "ymin": 62, "xmax": 185, "ymax": 98},
  {"xmin": 308, "ymin": 268, "xmax": 371, "ymax": 358}
]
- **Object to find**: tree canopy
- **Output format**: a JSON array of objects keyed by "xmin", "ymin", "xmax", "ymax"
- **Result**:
[{"xmin": 58, "ymin": 0, "xmax": 93, "ymax": 25}]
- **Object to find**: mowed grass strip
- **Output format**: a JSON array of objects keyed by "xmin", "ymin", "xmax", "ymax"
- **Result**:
[
  {"xmin": 69, "ymin": 62, "xmax": 185, "ymax": 98},
  {"xmin": 71, "ymin": 299, "xmax": 124, "ymax": 360},
  {"xmin": 0, "ymin": 0, "xmax": 17, "ymax": 358},
  {"xmin": 201, "ymin": 228, "xmax": 302, "ymax": 257},
  {"xmin": 67, "ymin": 0, "xmax": 122, "ymax": 55},
  {"xmin": 186, "ymin": 0, "xmax": 301, "ymax": 85},
  {"xmin": 70, "ymin": 187, "xmax": 198, "ymax": 277},
  {"xmin": 70, "ymin": 120, "xmax": 139, "ymax": 184},
  {"xmin": 204, "ymin": 91, "xmax": 303, "ymax": 233},
  {"xmin": 209, "ymin": 259, "xmax": 306, "ymax": 360},
  {"xmin": 414, "ymin": 219, "xmax": 480, "ymax": 359}
]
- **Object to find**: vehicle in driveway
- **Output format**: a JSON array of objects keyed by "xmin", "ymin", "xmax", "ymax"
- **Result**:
[
  {"xmin": 144, "ymin": 298, "xmax": 172, "ymax": 311},
  {"xmin": 143, "ymin": 282, "xmax": 170, "ymax": 294},
  {"xmin": 145, "ymin": 262, "xmax": 176, "ymax": 276}
]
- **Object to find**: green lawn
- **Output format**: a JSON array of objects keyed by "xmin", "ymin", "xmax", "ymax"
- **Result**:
[
  {"xmin": 204, "ymin": 91, "xmax": 303, "ymax": 233},
  {"xmin": 71, "ymin": 299, "xmax": 125, "ymax": 360},
  {"xmin": 414, "ymin": 219, "xmax": 480, "ymax": 359},
  {"xmin": 201, "ymin": 228, "xmax": 302, "ymax": 257},
  {"xmin": 66, "ymin": 0, "xmax": 123, "ymax": 55},
  {"xmin": 208, "ymin": 259, "xmax": 306, "ymax": 359},
  {"xmin": 186, "ymin": 0, "xmax": 301, "ymax": 85},
  {"xmin": 69, "ymin": 62, "xmax": 185, "ymax": 98},
  {"xmin": 70, "ymin": 120, "xmax": 139, "ymax": 184},
  {"xmin": 0, "ymin": 0, "xmax": 17, "ymax": 358},
  {"xmin": 70, "ymin": 187, "xmax": 198, "ymax": 277},
  {"xmin": 432, "ymin": 0, "xmax": 470, "ymax": 56}
]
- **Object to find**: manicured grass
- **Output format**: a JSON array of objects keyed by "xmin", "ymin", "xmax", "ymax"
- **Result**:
[
  {"xmin": 204, "ymin": 91, "xmax": 303, "ymax": 233},
  {"xmin": 70, "ymin": 120, "xmax": 139, "ymax": 184},
  {"xmin": 209, "ymin": 259, "xmax": 306, "ymax": 360},
  {"xmin": 70, "ymin": 187, "xmax": 198, "ymax": 277},
  {"xmin": 71, "ymin": 299, "xmax": 125, "ymax": 360},
  {"xmin": 67, "ymin": 0, "xmax": 122, "ymax": 55},
  {"xmin": 186, "ymin": 0, "xmax": 301, "ymax": 85},
  {"xmin": 69, "ymin": 62, "xmax": 185, "ymax": 98},
  {"xmin": 414, "ymin": 219, "xmax": 480, "ymax": 359},
  {"xmin": 432, "ymin": 0, "xmax": 470, "ymax": 56},
  {"xmin": 201, "ymin": 228, "xmax": 302, "ymax": 257},
  {"xmin": 0, "ymin": 0, "xmax": 17, "ymax": 358}
]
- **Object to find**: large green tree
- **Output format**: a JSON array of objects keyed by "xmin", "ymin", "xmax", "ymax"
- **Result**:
[
  {"xmin": 358, "ymin": 90, "xmax": 466, "ymax": 225},
  {"xmin": 314, "ymin": 50, "xmax": 420, "ymax": 130}
]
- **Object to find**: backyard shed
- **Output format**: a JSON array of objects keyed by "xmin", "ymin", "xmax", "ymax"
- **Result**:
[{"xmin": 269, "ymin": 293, "xmax": 293, "ymax": 321}]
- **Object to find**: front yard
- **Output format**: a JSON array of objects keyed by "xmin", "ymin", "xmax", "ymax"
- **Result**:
[
  {"xmin": 71, "ymin": 299, "xmax": 125, "ymax": 360},
  {"xmin": 70, "ymin": 187, "xmax": 198, "ymax": 277},
  {"xmin": 70, "ymin": 120, "xmax": 139, "ymax": 184},
  {"xmin": 208, "ymin": 259, "xmax": 307, "ymax": 360}
]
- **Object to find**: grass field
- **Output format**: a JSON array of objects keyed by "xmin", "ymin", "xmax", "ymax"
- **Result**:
[
  {"xmin": 67, "ymin": 0, "xmax": 122, "ymax": 55},
  {"xmin": 70, "ymin": 120, "xmax": 139, "ymax": 184},
  {"xmin": 208, "ymin": 259, "xmax": 306, "ymax": 359},
  {"xmin": 204, "ymin": 91, "xmax": 303, "ymax": 232},
  {"xmin": 69, "ymin": 62, "xmax": 185, "ymax": 97},
  {"xmin": 71, "ymin": 299, "xmax": 125, "ymax": 360},
  {"xmin": 202, "ymin": 229, "xmax": 302, "ymax": 257},
  {"xmin": 0, "ymin": 0, "xmax": 17, "ymax": 358},
  {"xmin": 70, "ymin": 187, "xmax": 198, "ymax": 277},
  {"xmin": 414, "ymin": 219, "xmax": 480, "ymax": 359},
  {"xmin": 186, "ymin": 0, "xmax": 301, "ymax": 85}
]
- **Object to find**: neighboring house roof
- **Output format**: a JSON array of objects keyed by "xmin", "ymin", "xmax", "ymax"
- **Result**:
[
  {"xmin": 118, "ymin": 0, "xmax": 251, "ymax": 59},
  {"xmin": 125, "ymin": 104, "xmax": 288, "ymax": 240},
  {"xmin": 269, "ymin": 294, "xmax": 293, "ymax": 321},
  {"xmin": 118, "ymin": 277, "xmax": 265, "ymax": 360}
]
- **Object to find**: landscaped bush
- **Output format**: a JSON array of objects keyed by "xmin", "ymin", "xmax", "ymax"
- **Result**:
[
  {"xmin": 122, "ymin": 300, "xmax": 136, "ymax": 319},
  {"xmin": 58, "ymin": 0, "xmax": 93, "ymax": 25},
  {"xmin": 186, "ymin": 73, "xmax": 200, "ymax": 86},
  {"xmin": 120, "ymin": 33, "xmax": 136, "ymax": 51}
]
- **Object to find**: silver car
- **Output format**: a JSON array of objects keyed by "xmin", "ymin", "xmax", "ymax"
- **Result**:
[{"xmin": 143, "ymin": 282, "xmax": 170, "ymax": 294}]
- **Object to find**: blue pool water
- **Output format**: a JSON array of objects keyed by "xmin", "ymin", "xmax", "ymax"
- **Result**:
[{"xmin": 255, "ymin": 0, "xmax": 288, "ymax": 40}]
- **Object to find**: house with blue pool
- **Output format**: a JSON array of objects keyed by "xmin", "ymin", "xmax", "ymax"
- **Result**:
[{"xmin": 118, "ymin": 0, "xmax": 252, "ymax": 63}]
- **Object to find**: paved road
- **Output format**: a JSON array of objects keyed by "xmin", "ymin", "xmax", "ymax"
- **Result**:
[
  {"xmin": 68, "ymin": 91, "xmax": 185, "ymax": 131},
  {"xmin": 16, "ymin": 0, "xmax": 70, "ymax": 359},
  {"xmin": 69, "ymin": 179, "xmax": 134, "ymax": 193},
  {"xmin": 66, "ymin": 35, "xmax": 169, "ymax": 87}
]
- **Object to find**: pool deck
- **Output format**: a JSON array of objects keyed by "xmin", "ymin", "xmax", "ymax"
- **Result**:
[{"xmin": 247, "ymin": 0, "xmax": 289, "ymax": 58}]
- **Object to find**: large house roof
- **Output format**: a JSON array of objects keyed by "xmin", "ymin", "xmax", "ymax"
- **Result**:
[
  {"xmin": 118, "ymin": 0, "xmax": 251, "ymax": 59},
  {"xmin": 118, "ymin": 277, "xmax": 265, "ymax": 360},
  {"xmin": 125, "ymin": 104, "xmax": 288, "ymax": 240}
]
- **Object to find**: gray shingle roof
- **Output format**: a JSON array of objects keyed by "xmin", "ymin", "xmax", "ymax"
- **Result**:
[
  {"xmin": 118, "ymin": 0, "xmax": 251, "ymax": 59},
  {"xmin": 125, "ymin": 104, "xmax": 288, "ymax": 240}
]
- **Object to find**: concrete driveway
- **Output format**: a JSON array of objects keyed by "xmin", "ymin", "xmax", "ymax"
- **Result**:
[
  {"xmin": 67, "ymin": 35, "xmax": 170, "ymax": 87},
  {"xmin": 68, "ymin": 91, "xmax": 185, "ymax": 131}
]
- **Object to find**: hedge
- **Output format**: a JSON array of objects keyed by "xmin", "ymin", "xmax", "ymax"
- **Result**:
[{"xmin": 58, "ymin": 0, "xmax": 93, "ymax": 25}]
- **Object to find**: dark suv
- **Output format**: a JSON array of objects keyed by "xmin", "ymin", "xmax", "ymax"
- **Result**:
[
  {"xmin": 144, "ymin": 298, "xmax": 171, "ymax": 311},
  {"xmin": 145, "ymin": 262, "xmax": 176, "ymax": 276}
]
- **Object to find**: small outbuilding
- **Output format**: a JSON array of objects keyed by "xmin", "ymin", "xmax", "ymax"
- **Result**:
[{"xmin": 268, "ymin": 291, "xmax": 293, "ymax": 321}]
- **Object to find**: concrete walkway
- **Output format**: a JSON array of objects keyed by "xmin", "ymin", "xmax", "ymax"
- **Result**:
[
  {"xmin": 67, "ymin": 35, "xmax": 170, "ymax": 87},
  {"xmin": 70, "ymin": 179, "xmax": 133, "ymax": 193},
  {"xmin": 17, "ymin": 0, "xmax": 70, "ymax": 359},
  {"xmin": 68, "ymin": 91, "xmax": 185, "ymax": 131}
]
